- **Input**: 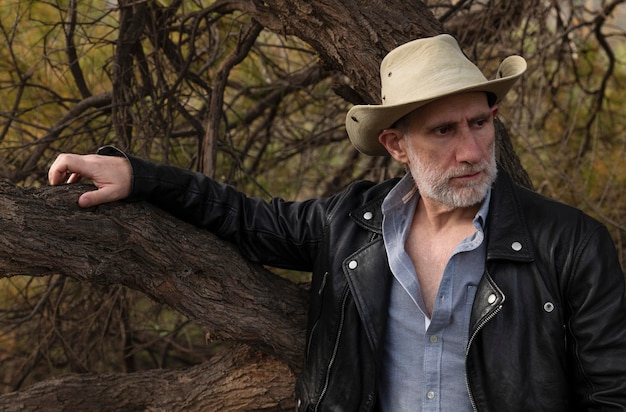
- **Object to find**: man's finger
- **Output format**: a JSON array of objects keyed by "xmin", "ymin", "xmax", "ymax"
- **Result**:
[
  {"xmin": 48, "ymin": 154, "xmax": 84, "ymax": 185},
  {"xmin": 66, "ymin": 172, "xmax": 81, "ymax": 184}
]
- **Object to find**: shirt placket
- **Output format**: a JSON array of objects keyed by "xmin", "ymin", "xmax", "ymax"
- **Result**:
[{"xmin": 421, "ymin": 271, "xmax": 453, "ymax": 411}]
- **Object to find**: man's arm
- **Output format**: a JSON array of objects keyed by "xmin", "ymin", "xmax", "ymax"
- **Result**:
[
  {"xmin": 566, "ymin": 224, "xmax": 626, "ymax": 407},
  {"xmin": 48, "ymin": 147, "xmax": 327, "ymax": 272}
]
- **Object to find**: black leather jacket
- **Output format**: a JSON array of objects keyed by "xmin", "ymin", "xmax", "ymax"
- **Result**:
[{"xmin": 113, "ymin": 147, "xmax": 626, "ymax": 411}]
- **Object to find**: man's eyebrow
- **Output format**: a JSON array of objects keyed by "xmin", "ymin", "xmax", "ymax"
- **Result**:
[{"xmin": 469, "ymin": 110, "xmax": 494, "ymax": 122}]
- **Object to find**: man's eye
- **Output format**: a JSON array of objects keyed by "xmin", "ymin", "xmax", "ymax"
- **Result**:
[
  {"xmin": 473, "ymin": 117, "xmax": 490, "ymax": 127},
  {"xmin": 435, "ymin": 126, "xmax": 451, "ymax": 135}
]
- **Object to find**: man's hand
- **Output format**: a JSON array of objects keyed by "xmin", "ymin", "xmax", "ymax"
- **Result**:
[{"xmin": 48, "ymin": 153, "xmax": 132, "ymax": 208}]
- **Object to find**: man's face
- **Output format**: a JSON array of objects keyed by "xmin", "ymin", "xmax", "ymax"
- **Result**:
[{"xmin": 383, "ymin": 92, "xmax": 498, "ymax": 210}]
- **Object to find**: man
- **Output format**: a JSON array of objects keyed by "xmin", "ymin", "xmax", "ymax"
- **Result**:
[{"xmin": 49, "ymin": 34, "xmax": 626, "ymax": 410}]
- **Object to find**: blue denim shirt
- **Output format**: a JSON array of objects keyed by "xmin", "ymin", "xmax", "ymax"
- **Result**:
[{"xmin": 378, "ymin": 173, "xmax": 490, "ymax": 411}]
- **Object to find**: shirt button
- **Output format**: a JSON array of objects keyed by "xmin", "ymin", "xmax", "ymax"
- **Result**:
[
  {"xmin": 363, "ymin": 211, "xmax": 373, "ymax": 220},
  {"xmin": 348, "ymin": 260, "xmax": 358, "ymax": 270},
  {"xmin": 429, "ymin": 335, "xmax": 438, "ymax": 343},
  {"xmin": 426, "ymin": 390, "xmax": 436, "ymax": 400}
]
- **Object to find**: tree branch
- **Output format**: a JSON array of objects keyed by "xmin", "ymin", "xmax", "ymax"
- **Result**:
[
  {"xmin": 0, "ymin": 181, "xmax": 308, "ymax": 371},
  {"xmin": 0, "ymin": 345, "xmax": 296, "ymax": 411}
]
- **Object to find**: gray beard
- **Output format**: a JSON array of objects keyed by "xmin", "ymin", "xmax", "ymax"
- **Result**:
[{"xmin": 411, "ymin": 151, "xmax": 497, "ymax": 209}]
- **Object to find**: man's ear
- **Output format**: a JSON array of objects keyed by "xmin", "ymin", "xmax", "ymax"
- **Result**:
[
  {"xmin": 378, "ymin": 129, "xmax": 408, "ymax": 163},
  {"xmin": 491, "ymin": 104, "xmax": 499, "ymax": 118}
]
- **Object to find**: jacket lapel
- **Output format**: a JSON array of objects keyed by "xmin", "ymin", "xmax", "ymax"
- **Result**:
[{"xmin": 342, "ymin": 198, "xmax": 391, "ymax": 352}]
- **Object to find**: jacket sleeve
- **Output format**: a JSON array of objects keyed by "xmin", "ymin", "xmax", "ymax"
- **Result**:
[
  {"xmin": 97, "ymin": 146, "xmax": 328, "ymax": 271},
  {"xmin": 564, "ymin": 222, "xmax": 626, "ymax": 409}
]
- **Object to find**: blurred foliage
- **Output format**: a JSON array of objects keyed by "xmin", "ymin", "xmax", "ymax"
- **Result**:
[
  {"xmin": 0, "ymin": 275, "xmax": 215, "ymax": 393},
  {"xmin": 0, "ymin": 0, "xmax": 625, "ymax": 394}
]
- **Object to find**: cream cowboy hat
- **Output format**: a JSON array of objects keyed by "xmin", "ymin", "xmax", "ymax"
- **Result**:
[{"xmin": 345, "ymin": 34, "xmax": 527, "ymax": 156}]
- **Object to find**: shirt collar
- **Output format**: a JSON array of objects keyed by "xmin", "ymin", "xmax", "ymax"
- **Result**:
[{"xmin": 382, "ymin": 173, "xmax": 491, "ymax": 231}]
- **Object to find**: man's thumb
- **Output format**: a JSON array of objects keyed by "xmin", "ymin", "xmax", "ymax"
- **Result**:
[{"xmin": 78, "ymin": 191, "xmax": 96, "ymax": 208}]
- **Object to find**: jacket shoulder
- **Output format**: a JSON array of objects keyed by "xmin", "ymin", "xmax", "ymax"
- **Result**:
[
  {"xmin": 341, "ymin": 178, "xmax": 400, "ymax": 201},
  {"xmin": 493, "ymin": 169, "xmax": 600, "ymax": 228},
  {"xmin": 327, "ymin": 178, "xmax": 399, "ymax": 227}
]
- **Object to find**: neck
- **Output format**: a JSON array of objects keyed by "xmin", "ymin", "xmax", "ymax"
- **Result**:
[{"xmin": 416, "ymin": 195, "xmax": 481, "ymax": 233}]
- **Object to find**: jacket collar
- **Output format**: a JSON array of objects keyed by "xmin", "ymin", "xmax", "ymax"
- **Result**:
[
  {"xmin": 485, "ymin": 169, "xmax": 534, "ymax": 262},
  {"xmin": 349, "ymin": 168, "xmax": 535, "ymax": 262},
  {"xmin": 350, "ymin": 196, "xmax": 385, "ymax": 235}
]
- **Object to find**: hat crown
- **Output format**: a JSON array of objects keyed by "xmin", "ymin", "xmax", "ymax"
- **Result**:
[{"xmin": 380, "ymin": 34, "xmax": 488, "ymax": 107}]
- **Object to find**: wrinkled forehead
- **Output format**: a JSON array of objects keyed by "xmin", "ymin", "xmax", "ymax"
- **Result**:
[{"xmin": 404, "ymin": 92, "xmax": 494, "ymax": 127}]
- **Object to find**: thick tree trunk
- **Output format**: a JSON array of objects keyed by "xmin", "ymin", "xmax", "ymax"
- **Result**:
[{"xmin": 224, "ymin": 0, "xmax": 443, "ymax": 105}]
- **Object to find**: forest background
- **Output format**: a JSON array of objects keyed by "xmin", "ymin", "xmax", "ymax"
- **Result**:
[{"xmin": 0, "ymin": 0, "xmax": 625, "ymax": 410}]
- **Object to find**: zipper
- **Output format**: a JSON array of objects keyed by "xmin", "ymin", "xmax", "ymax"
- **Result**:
[
  {"xmin": 465, "ymin": 304, "xmax": 502, "ymax": 412},
  {"xmin": 314, "ymin": 286, "xmax": 350, "ymax": 411},
  {"xmin": 306, "ymin": 320, "xmax": 319, "ymax": 362},
  {"xmin": 306, "ymin": 272, "xmax": 329, "ymax": 361}
]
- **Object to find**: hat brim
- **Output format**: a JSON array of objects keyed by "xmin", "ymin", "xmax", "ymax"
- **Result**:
[{"xmin": 346, "ymin": 55, "xmax": 527, "ymax": 156}]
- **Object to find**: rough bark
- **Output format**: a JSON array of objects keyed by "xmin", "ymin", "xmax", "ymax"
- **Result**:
[
  {"xmin": 223, "ymin": 0, "xmax": 443, "ymax": 105},
  {"xmin": 0, "ymin": 181, "xmax": 304, "ymax": 408},
  {"xmin": 0, "ymin": 345, "xmax": 295, "ymax": 411},
  {"xmin": 0, "ymin": 181, "xmax": 308, "ymax": 371}
]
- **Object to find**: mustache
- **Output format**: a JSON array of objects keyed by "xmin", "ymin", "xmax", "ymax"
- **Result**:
[{"xmin": 445, "ymin": 160, "xmax": 492, "ymax": 179}]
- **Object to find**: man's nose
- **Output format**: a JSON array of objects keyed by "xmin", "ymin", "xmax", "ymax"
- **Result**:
[{"xmin": 455, "ymin": 128, "xmax": 484, "ymax": 163}]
